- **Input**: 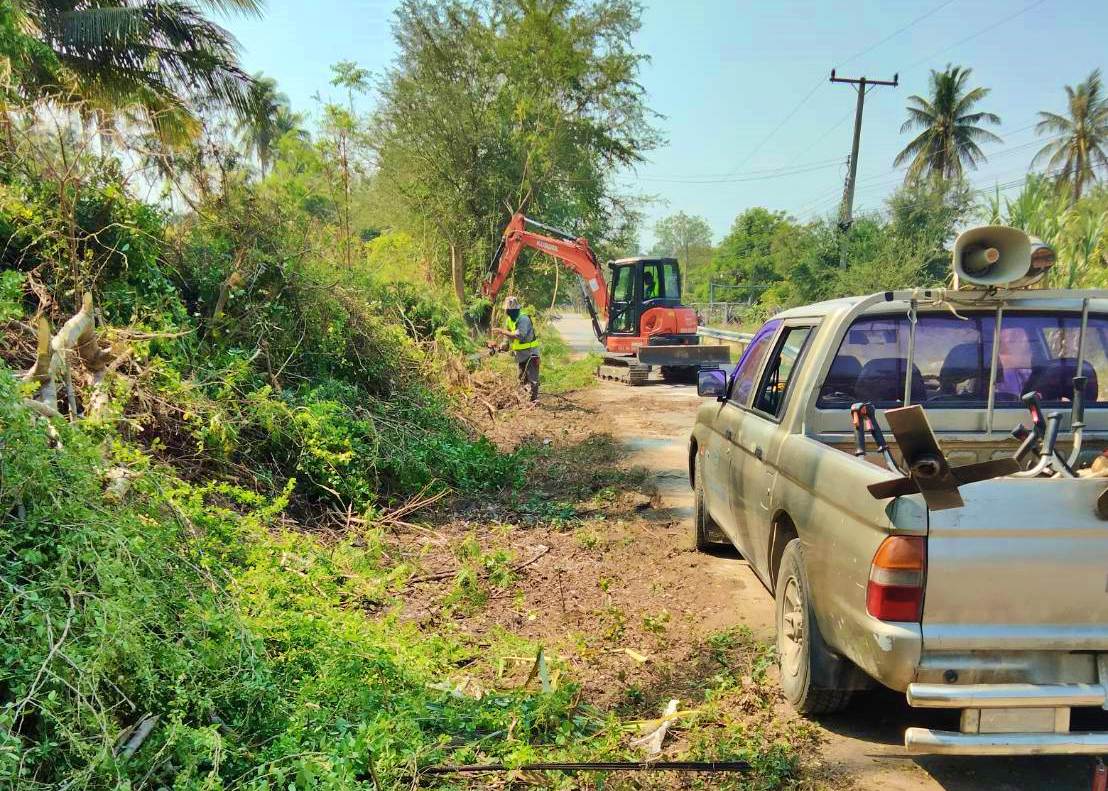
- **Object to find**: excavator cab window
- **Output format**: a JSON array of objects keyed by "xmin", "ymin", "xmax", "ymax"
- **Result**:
[
  {"xmin": 641, "ymin": 260, "xmax": 681, "ymax": 303},
  {"xmin": 608, "ymin": 264, "xmax": 636, "ymax": 333}
]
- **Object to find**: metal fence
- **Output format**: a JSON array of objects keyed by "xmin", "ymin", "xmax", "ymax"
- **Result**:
[
  {"xmin": 696, "ymin": 326, "xmax": 754, "ymax": 344},
  {"xmin": 687, "ymin": 302, "xmax": 755, "ymax": 328}
]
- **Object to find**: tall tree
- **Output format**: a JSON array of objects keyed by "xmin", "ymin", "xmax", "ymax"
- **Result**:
[
  {"xmin": 653, "ymin": 212, "xmax": 712, "ymax": 297},
  {"xmin": 236, "ymin": 73, "xmax": 293, "ymax": 176},
  {"xmin": 10, "ymin": 0, "xmax": 261, "ymax": 141},
  {"xmin": 324, "ymin": 61, "xmax": 370, "ymax": 269},
  {"xmin": 330, "ymin": 60, "xmax": 371, "ymax": 113},
  {"xmin": 711, "ymin": 208, "xmax": 790, "ymax": 301},
  {"xmin": 894, "ymin": 64, "xmax": 1001, "ymax": 183},
  {"xmin": 1033, "ymin": 69, "xmax": 1108, "ymax": 204},
  {"xmin": 373, "ymin": 0, "xmax": 659, "ymax": 304}
]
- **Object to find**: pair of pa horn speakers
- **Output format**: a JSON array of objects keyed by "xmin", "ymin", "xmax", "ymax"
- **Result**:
[{"xmin": 952, "ymin": 225, "xmax": 1057, "ymax": 289}]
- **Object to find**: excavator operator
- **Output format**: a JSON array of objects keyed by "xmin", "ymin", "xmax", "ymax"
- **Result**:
[
  {"xmin": 643, "ymin": 271, "xmax": 659, "ymax": 300},
  {"xmin": 493, "ymin": 295, "xmax": 540, "ymax": 402}
]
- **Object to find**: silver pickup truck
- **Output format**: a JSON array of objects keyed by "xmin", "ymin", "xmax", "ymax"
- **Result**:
[{"xmin": 689, "ymin": 226, "xmax": 1108, "ymax": 756}]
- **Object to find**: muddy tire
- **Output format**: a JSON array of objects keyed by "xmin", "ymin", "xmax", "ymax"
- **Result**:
[
  {"xmin": 692, "ymin": 466, "xmax": 723, "ymax": 551},
  {"xmin": 775, "ymin": 539, "xmax": 853, "ymax": 714}
]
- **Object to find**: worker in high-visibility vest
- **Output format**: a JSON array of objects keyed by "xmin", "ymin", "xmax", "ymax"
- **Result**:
[{"xmin": 493, "ymin": 295, "xmax": 540, "ymax": 402}]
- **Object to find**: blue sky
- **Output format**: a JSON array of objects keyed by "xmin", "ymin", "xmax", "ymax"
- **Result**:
[{"xmin": 222, "ymin": 0, "xmax": 1107, "ymax": 246}]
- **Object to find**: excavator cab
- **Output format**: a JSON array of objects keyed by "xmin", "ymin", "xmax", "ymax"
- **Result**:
[{"xmin": 606, "ymin": 258, "xmax": 683, "ymax": 336}]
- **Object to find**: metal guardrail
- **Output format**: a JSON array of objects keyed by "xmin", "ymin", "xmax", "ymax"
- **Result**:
[{"xmin": 697, "ymin": 326, "xmax": 753, "ymax": 344}]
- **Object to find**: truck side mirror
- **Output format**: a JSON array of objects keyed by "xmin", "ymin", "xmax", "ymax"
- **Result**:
[{"xmin": 697, "ymin": 368, "xmax": 727, "ymax": 400}]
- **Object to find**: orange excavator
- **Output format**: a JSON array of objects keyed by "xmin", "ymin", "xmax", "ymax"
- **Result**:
[{"xmin": 483, "ymin": 213, "xmax": 730, "ymax": 385}]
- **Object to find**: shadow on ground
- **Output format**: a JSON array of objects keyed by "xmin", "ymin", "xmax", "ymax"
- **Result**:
[{"xmin": 817, "ymin": 686, "xmax": 1108, "ymax": 790}]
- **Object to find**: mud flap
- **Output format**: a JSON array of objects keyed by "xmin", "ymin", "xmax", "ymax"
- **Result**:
[{"xmin": 808, "ymin": 607, "xmax": 874, "ymax": 691}]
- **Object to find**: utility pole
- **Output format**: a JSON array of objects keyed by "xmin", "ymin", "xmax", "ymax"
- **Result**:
[{"xmin": 830, "ymin": 69, "xmax": 898, "ymax": 267}]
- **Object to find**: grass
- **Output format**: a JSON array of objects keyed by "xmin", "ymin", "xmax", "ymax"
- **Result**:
[{"xmin": 488, "ymin": 319, "xmax": 601, "ymax": 395}]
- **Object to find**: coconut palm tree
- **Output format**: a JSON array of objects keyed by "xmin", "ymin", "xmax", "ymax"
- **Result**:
[
  {"xmin": 1033, "ymin": 69, "xmax": 1108, "ymax": 204},
  {"xmin": 895, "ymin": 64, "xmax": 1002, "ymax": 183},
  {"xmin": 235, "ymin": 73, "xmax": 298, "ymax": 176},
  {"xmin": 11, "ymin": 0, "xmax": 262, "ymax": 141}
]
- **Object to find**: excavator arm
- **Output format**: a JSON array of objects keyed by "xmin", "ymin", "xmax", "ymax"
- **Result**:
[{"xmin": 483, "ymin": 213, "xmax": 609, "ymax": 341}]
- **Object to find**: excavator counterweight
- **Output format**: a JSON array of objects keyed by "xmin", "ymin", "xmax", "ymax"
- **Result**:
[{"xmin": 484, "ymin": 213, "xmax": 730, "ymax": 385}]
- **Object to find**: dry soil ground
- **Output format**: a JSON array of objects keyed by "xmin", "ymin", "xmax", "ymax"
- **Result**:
[{"xmin": 542, "ymin": 313, "xmax": 1102, "ymax": 791}]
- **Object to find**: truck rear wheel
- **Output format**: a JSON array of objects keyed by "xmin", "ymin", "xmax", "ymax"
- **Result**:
[
  {"xmin": 692, "ymin": 467, "xmax": 724, "ymax": 551},
  {"xmin": 775, "ymin": 539, "xmax": 853, "ymax": 714}
]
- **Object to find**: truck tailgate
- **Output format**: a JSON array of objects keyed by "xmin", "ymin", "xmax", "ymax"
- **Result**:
[{"xmin": 923, "ymin": 478, "xmax": 1108, "ymax": 651}]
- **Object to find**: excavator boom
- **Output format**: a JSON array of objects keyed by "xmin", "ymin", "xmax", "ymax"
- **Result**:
[{"xmin": 484, "ymin": 214, "xmax": 609, "ymax": 339}]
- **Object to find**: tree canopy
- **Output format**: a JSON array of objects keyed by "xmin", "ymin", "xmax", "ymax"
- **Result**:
[
  {"xmin": 653, "ymin": 211, "xmax": 712, "ymax": 297},
  {"xmin": 1034, "ymin": 68, "xmax": 1108, "ymax": 204},
  {"xmin": 7, "ymin": 0, "xmax": 262, "ymax": 141},
  {"xmin": 895, "ymin": 64, "xmax": 1001, "ymax": 183},
  {"xmin": 372, "ymin": 0, "xmax": 659, "ymax": 304}
]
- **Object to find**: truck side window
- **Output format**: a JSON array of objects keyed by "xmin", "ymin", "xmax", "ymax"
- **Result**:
[
  {"xmin": 730, "ymin": 320, "xmax": 780, "ymax": 405},
  {"xmin": 754, "ymin": 326, "xmax": 814, "ymax": 417}
]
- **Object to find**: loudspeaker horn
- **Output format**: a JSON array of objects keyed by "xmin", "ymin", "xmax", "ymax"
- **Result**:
[{"xmin": 952, "ymin": 225, "xmax": 1056, "ymax": 288}]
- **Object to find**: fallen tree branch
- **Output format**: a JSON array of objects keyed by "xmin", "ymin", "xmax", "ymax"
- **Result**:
[
  {"xmin": 116, "ymin": 713, "xmax": 160, "ymax": 759},
  {"xmin": 21, "ymin": 293, "xmax": 121, "ymax": 420},
  {"xmin": 407, "ymin": 544, "xmax": 550, "ymax": 586}
]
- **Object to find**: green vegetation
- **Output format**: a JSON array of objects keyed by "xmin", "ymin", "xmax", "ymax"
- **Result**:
[
  {"xmin": 652, "ymin": 212, "xmax": 714, "ymax": 299},
  {"xmin": 0, "ymin": 373, "xmax": 621, "ymax": 787},
  {"xmin": 0, "ymin": 1, "xmax": 695, "ymax": 787}
]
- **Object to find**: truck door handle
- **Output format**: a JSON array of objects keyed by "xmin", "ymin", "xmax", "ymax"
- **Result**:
[{"xmin": 753, "ymin": 446, "xmax": 764, "ymax": 460}]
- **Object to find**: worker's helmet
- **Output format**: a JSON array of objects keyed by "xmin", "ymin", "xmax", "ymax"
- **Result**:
[{"xmin": 504, "ymin": 296, "xmax": 521, "ymax": 310}]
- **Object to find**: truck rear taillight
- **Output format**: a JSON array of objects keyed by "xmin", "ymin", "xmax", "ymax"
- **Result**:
[{"xmin": 866, "ymin": 536, "xmax": 926, "ymax": 622}]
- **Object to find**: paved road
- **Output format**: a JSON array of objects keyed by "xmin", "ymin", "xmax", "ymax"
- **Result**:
[
  {"xmin": 553, "ymin": 312, "xmax": 1103, "ymax": 791},
  {"xmin": 552, "ymin": 311, "xmax": 605, "ymax": 355}
]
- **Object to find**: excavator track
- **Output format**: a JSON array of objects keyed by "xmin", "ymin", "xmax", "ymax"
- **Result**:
[{"xmin": 596, "ymin": 356, "xmax": 651, "ymax": 386}]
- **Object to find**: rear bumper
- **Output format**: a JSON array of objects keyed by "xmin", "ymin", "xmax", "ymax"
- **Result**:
[
  {"xmin": 905, "ymin": 729, "xmax": 1108, "ymax": 756},
  {"xmin": 905, "ymin": 681, "xmax": 1108, "ymax": 755},
  {"xmin": 908, "ymin": 682, "xmax": 1106, "ymax": 709}
]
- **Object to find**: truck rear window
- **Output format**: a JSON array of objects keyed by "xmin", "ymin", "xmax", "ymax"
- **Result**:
[{"xmin": 816, "ymin": 312, "xmax": 1108, "ymax": 409}]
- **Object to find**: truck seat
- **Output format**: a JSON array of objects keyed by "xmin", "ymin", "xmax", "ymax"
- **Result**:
[
  {"xmin": 818, "ymin": 355, "xmax": 862, "ymax": 405},
  {"xmin": 855, "ymin": 357, "xmax": 925, "ymax": 405},
  {"xmin": 1024, "ymin": 358, "xmax": 1098, "ymax": 402}
]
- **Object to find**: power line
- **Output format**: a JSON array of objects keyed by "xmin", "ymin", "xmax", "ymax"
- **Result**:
[
  {"xmin": 904, "ymin": 0, "xmax": 1049, "ymax": 72},
  {"xmin": 665, "ymin": 0, "xmax": 961, "ymax": 184},
  {"xmin": 796, "ymin": 125, "xmax": 1058, "ymax": 219},
  {"xmin": 635, "ymin": 158, "xmax": 844, "ymax": 185},
  {"xmin": 835, "ymin": 0, "xmax": 954, "ymax": 69},
  {"xmin": 847, "ymin": 161, "xmax": 1107, "ymax": 218},
  {"xmin": 724, "ymin": 77, "xmax": 827, "ymax": 177},
  {"xmin": 849, "ymin": 137, "xmax": 1054, "ymax": 198}
]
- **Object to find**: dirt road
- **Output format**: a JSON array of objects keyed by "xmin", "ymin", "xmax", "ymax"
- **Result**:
[{"xmin": 553, "ymin": 313, "xmax": 1098, "ymax": 791}]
